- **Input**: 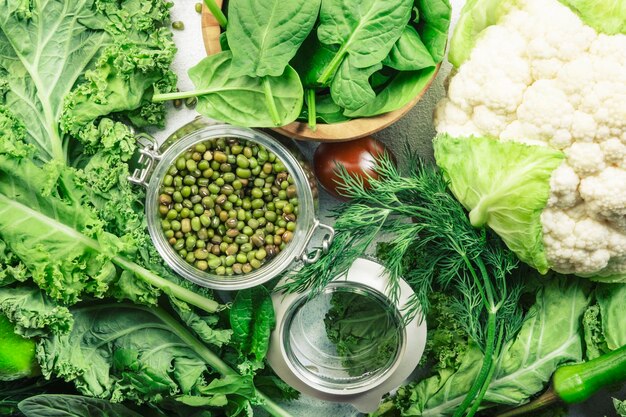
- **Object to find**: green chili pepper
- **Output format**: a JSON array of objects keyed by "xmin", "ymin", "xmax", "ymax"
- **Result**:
[{"xmin": 497, "ymin": 344, "xmax": 626, "ymax": 417}]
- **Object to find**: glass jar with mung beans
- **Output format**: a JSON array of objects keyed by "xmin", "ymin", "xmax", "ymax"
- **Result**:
[{"xmin": 131, "ymin": 119, "xmax": 334, "ymax": 290}]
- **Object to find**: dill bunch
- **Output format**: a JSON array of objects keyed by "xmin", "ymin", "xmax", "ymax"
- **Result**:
[{"xmin": 280, "ymin": 152, "xmax": 525, "ymax": 417}]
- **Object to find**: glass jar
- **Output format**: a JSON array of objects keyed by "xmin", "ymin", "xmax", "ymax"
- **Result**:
[
  {"xmin": 267, "ymin": 258, "xmax": 427, "ymax": 413},
  {"xmin": 129, "ymin": 118, "xmax": 334, "ymax": 290}
]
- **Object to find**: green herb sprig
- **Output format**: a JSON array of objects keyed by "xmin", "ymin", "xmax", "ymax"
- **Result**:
[{"xmin": 280, "ymin": 152, "xmax": 524, "ymax": 417}]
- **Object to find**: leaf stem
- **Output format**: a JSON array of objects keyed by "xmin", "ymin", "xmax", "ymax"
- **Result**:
[
  {"xmin": 263, "ymin": 77, "xmax": 281, "ymax": 126},
  {"xmin": 452, "ymin": 310, "xmax": 498, "ymax": 417},
  {"xmin": 452, "ymin": 258, "xmax": 499, "ymax": 417},
  {"xmin": 307, "ymin": 89, "xmax": 317, "ymax": 131},
  {"xmin": 153, "ymin": 90, "xmax": 207, "ymax": 102},
  {"xmin": 465, "ymin": 326, "xmax": 504, "ymax": 417},
  {"xmin": 204, "ymin": 0, "xmax": 228, "ymax": 28},
  {"xmin": 112, "ymin": 256, "xmax": 221, "ymax": 314},
  {"xmin": 256, "ymin": 392, "xmax": 295, "ymax": 417},
  {"xmin": 317, "ymin": 44, "xmax": 348, "ymax": 85}
]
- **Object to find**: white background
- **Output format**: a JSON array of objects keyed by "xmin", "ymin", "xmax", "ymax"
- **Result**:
[{"xmin": 159, "ymin": 2, "xmax": 625, "ymax": 416}]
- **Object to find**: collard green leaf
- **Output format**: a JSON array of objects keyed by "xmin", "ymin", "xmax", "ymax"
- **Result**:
[
  {"xmin": 230, "ymin": 286, "xmax": 275, "ymax": 363},
  {"xmin": 434, "ymin": 135, "xmax": 565, "ymax": 274},
  {"xmin": 189, "ymin": 52, "xmax": 303, "ymax": 128},
  {"xmin": 330, "ymin": 57, "xmax": 382, "ymax": 111},
  {"xmin": 414, "ymin": 0, "xmax": 452, "ymax": 63},
  {"xmin": 18, "ymin": 395, "xmax": 142, "ymax": 417},
  {"xmin": 384, "ymin": 26, "xmax": 436, "ymax": 71},
  {"xmin": 227, "ymin": 0, "xmax": 321, "ymax": 78},
  {"xmin": 386, "ymin": 278, "xmax": 589, "ymax": 416},
  {"xmin": 344, "ymin": 66, "xmax": 437, "ymax": 118},
  {"xmin": 317, "ymin": 0, "xmax": 413, "ymax": 73}
]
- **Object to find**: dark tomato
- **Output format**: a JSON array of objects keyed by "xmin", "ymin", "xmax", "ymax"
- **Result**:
[{"xmin": 313, "ymin": 136, "xmax": 394, "ymax": 199}]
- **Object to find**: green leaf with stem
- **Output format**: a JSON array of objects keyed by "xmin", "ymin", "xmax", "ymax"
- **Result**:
[
  {"xmin": 153, "ymin": 52, "xmax": 303, "ymax": 128},
  {"xmin": 204, "ymin": 0, "xmax": 228, "ymax": 28}
]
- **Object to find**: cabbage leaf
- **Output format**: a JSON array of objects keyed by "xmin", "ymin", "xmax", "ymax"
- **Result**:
[{"xmin": 434, "ymin": 134, "xmax": 564, "ymax": 274}]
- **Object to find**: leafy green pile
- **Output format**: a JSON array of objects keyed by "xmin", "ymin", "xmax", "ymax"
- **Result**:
[
  {"xmin": 154, "ymin": 0, "xmax": 451, "ymax": 128},
  {"xmin": 0, "ymin": 1, "xmax": 296, "ymax": 416}
]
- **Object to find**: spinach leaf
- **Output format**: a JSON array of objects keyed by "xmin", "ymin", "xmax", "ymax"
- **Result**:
[
  {"xmin": 230, "ymin": 286, "xmax": 276, "ymax": 363},
  {"xmin": 344, "ymin": 66, "xmax": 437, "ymax": 118},
  {"xmin": 227, "ymin": 0, "xmax": 321, "ymax": 78},
  {"xmin": 414, "ymin": 0, "xmax": 452, "ymax": 62},
  {"xmin": 18, "ymin": 395, "xmax": 142, "ymax": 417},
  {"xmin": 156, "ymin": 52, "xmax": 303, "ymax": 128},
  {"xmin": 316, "ymin": 0, "xmax": 413, "ymax": 84},
  {"xmin": 291, "ymin": 33, "xmax": 338, "ymax": 88},
  {"xmin": 384, "ymin": 26, "xmax": 436, "ymax": 71},
  {"xmin": 330, "ymin": 57, "xmax": 382, "ymax": 111}
]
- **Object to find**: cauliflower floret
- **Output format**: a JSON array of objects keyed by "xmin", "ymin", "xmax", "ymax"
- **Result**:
[
  {"xmin": 601, "ymin": 139, "xmax": 626, "ymax": 167},
  {"xmin": 548, "ymin": 164, "xmax": 581, "ymax": 209},
  {"xmin": 515, "ymin": 80, "xmax": 575, "ymax": 149},
  {"xmin": 579, "ymin": 168, "xmax": 626, "ymax": 230},
  {"xmin": 434, "ymin": 100, "xmax": 479, "ymax": 138},
  {"xmin": 446, "ymin": 26, "xmax": 531, "ymax": 117},
  {"xmin": 542, "ymin": 209, "xmax": 613, "ymax": 274},
  {"xmin": 435, "ymin": 0, "xmax": 626, "ymax": 279},
  {"xmin": 565, "ymin": 142, "xmax": 605, "ymax": 176}
]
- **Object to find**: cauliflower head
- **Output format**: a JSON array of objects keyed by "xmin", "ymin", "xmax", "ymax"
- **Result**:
[{"xmin": 435, "ymin": 0, "xmax": 626, "ymax": 281}]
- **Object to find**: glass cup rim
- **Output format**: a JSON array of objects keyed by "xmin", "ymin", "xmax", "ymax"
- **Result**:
[{"xmin": 145, "ymin": 124, "xmax": 316, "ymax": 290}]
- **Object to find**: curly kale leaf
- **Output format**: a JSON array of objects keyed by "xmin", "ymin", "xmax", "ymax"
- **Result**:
[
  {"xmin": 0, "ymin": 0, "xmax": 176, "ymax": 164},
  {"xmin": 421, "ymin": 292, "xmax": 469, "ymax": 372}
]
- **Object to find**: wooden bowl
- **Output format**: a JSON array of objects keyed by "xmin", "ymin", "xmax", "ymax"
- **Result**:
[{"xmin": 201, "ymin": 2, "xmax": 440, "ymax": 142}]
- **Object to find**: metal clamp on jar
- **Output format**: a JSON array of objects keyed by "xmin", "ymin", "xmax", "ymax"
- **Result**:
[
  {"xmin": 129, "ymin": 118, "xmax": 334, "ymax": 290},
  {"xmin": 268, "ymin": 258, "xmax": 427, "ymax": 413}
]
